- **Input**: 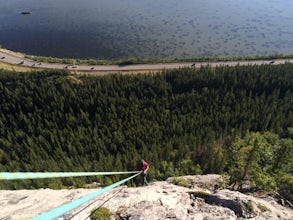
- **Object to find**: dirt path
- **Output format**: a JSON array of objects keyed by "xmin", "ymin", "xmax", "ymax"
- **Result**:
[{"xmin": 1, "ymin": 50, "xmax": 293, "ymax": 74}]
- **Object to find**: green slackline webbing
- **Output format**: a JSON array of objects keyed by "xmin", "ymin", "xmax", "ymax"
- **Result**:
[
  {"xmin": 0, "ymin": 171, "xmax": 138, "ymax": 180},
  {"xmin": 31, "ymin": 172, "xmax": 141, "ymax": 220}
]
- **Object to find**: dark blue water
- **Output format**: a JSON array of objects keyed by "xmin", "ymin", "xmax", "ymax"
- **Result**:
[{"xmin": 1, "ymin": 0, "xmax": 293, "ymax": 59}]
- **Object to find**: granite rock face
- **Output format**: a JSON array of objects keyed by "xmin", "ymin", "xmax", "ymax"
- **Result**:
[
  {"xmin": 105, "ymin": 175, "xmax": 293, "ymax": 220},
  {"xmin": 0, "ymin": 175, "xmax": 292, "ymax": 220}
]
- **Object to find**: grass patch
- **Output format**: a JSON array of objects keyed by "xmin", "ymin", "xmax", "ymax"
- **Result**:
[
  {"xmin": 217, "ymin": 175, "xmax": 230, "ymax": 189},
  {"xmin": 25, "ymin": 53, "xmax": 293, "ymax": 66},
  {"xmin": 257, "ymin": 203, "xmax": 271, "ymax": 212},
  {"xmin": 66, "ymin": 75, "xmax": 83, "ymax": 84},
  {"xmin": 90, "ymin": 207, "xmax": 112, "ymax": 220},
  {"xmin": 0, "ymin": 61, "xmax": 39, "ymax": 72},
  {"xmin": 0, "ymin": 48, "xmax": 24, "ymax": 58},
  {"xmin": 170, "ymin": 177, "xmax": 191, "ymax": 188},
  {"xmin": 188, "ymin": 191, "xmax": 211, "ymax": 199}
]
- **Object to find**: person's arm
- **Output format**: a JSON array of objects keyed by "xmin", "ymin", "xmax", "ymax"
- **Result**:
[{"xmin": 143, "ymin": 162, "xmax": 149, "ymax": 174}]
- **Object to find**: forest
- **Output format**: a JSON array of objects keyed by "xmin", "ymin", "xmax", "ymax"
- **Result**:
[{"xmin": 0, "ymin": 64, "xmax": 292, "ymax": 201}]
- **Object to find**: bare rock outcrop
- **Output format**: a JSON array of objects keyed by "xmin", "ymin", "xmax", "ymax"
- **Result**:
[{"xmin": 0, "ymin": 175, "xmax": 292, "ymax": 220}]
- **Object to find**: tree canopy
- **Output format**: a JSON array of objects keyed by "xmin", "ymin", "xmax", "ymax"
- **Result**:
[{"xmin": 0, "ymin": 64, "xmax": 292, "ymax": 193}]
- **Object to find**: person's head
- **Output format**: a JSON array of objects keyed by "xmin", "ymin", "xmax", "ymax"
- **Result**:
[{"xmin": 138, "ymin": 159, "xmax": 144, "ymax": 166}]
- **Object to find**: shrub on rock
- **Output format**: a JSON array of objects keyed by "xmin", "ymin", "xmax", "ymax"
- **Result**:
[{"xmin": 90, "ymin": 207, "xmax": 112, "ymax": 220}]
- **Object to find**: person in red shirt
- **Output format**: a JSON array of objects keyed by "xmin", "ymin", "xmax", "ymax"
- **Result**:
[{"xmin": 135, "ymin": 159, "xmax": 149, "ymax": 186}]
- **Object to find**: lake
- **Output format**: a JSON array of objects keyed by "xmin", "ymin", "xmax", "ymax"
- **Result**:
[{"xmin": 1, "ymin": 0, "xmax": 293, "ymax": 60}]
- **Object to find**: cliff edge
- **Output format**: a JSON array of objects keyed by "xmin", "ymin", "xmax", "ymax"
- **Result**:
[{"xmin": 0, "ymin": 175, "xmax": 292, "ymax": 220}]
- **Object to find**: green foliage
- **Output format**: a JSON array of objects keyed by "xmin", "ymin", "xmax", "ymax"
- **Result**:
[
  {"xmin": 227, "ymin": 128, "xmax": 293, "ymax": 192},
  {"xmin": 178, "ymin": 159, "xmax": 202, "ymax": 175},
  {"xmin": 156, "ymin": 160, "xmax": 179, "ymax": 180},
  {"xmin": 0, "ymin": 64, "xmax": 292, "ymax": 190},
  {"xmin": 188, "ymin": 191, "xmax": 211, "ymax": 199},
  {"xmin": 90, "ymin": 207, "xmax": 112, "ymax": 220},
  {"xmin": 218, "ymin": 175, "xmax": 230, "ymax": 189},
  {"xmin": 251, "ymin": 171, "xmax": 277, "ymax": 191},
  {"xmin": 170, "ymin": 177, "xmax": 191, "ymax": 188},
  {"xmin": 276, "ymin": 174, "xmax": 293, "ymax": 203},
  {"xmin": 288, "ymin": 127, "xmax": 293, "ymax": 138},
  {"xmin": 257, "ymin": 203, "xmax": 270, "ymax": 212},
  {"xmin": 227, "ymin": 132, "xmax": 279, "ymax": 191},
  {"xmin": 24, "ymin": 52, "xmax": 293, "ymax": 65},
  {"xmin": 271, "ymin": 138, "xmax": 293, "ymax": 173},
  {"xmin": 48, "ymin": 179, "xmax": 63, "ymax": 189},
  {"xmin": 102, "ymin": 177, "xmax": 113, "ymax": 186}
]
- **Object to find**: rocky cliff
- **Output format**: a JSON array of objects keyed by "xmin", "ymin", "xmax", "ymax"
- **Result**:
[{"xmin": 0, "ymin": 175, "xmax": 292, "ymax": 220}]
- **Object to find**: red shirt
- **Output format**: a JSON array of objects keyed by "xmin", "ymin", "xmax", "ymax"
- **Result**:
[{"xmin": 135, "ymin": 161, "xmax": 149, "ymax": 171}]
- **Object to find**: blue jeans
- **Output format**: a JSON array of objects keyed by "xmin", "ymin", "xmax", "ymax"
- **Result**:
[{"xmin": 141, "ymin": 173, "xmax": 148, "ymax": 185}]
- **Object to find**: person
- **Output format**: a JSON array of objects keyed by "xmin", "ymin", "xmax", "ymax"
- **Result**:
[{"xmin": 135, "ymin": 159, "xmax": 149, "ymax": 186}]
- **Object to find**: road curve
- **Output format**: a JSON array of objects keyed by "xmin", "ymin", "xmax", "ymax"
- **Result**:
[{"xmin": 1, "ymin": 51, "xmax": 293, "ymax": 73}]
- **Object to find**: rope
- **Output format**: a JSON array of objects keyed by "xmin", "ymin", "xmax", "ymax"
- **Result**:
[
  {"xmin": 31, "ymin": 172, "xmax": 141, "ymax": 220},
  {"xmin": 66, "ymin": 188, "xmax": 123, "ymax": 220},
  {"xmin": 0, "ymin": 171, "xmax": 138, "ymax": 180}
]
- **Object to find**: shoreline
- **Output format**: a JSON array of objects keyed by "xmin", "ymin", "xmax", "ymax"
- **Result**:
[
  {"xmin": 2, "ymin": 47, "xmax": 293, "ymax": 65},
  {"xmin": 1, "ymin": 48, "xmax": 293, "ymax": 74}
]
